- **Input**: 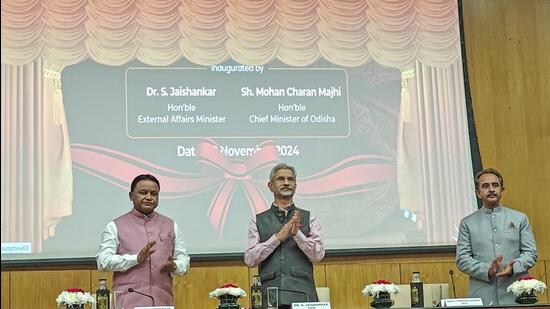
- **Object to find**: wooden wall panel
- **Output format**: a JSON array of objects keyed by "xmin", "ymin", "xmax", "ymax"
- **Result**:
[
  {"xmin": 546, "ymin": 260, "xmax": 550, "ymax": 303},
  {"xmin": 399, "ymin": 261, "xmax": 469, "ymax": 299},
  {"xmin": 10, "ymin": 270, "xmax": 90, "ymax": 309},
  {"xmin": 90, "ymin": 270, "xmax": 114, "ymax": 292},
  {"xmin": 172, "ymin": 264, "xmax": 249, "ymax": 309},
  {"xmin": 245, "ymin": 264, "xmax": 325, "ymax": 296},
  {"xmin": 530, "ymin": 261, "xmax": 548, "ymax": 304},
  {"xmin": 463, "ymin": 0, "xmax": 550, "ymax": 260},
  {"xmin": 325, "ymin": 262, "xmax": 400, "ymax": 309},
  {"xmin": 1, "ymin": 272, "xmax": 9, "ymax": 309},
  {"xmin": 314, "ymin": 264, "xmax": 326, "ymax": 287},
  {"xmin": 2, "ymin": 259, "xmax": 549, "ymax": 309}
]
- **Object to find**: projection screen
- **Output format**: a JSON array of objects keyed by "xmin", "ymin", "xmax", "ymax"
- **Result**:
[{"xmin": 1, "ymin": 0, "xmax": 478, "ymax": 261}]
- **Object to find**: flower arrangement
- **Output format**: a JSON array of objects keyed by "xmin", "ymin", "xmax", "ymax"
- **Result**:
[
  {"xmin": 56, "ymin": 288, "xmax": 95, "ymax": 307},
  {"xmin": 209, "ymin": 283, "xmax": 247, "ymax": 299},
  {"xmin": 507, "ymin": 275, "xmax": 547, "ymax": 297},
  {"xmin": 362, "ymin": 279, "xmax": 400, "ymax": 297}
]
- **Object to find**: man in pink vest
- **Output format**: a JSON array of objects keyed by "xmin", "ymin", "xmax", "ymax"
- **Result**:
[{"xmin": 97, "ymin": 174, "xmax": 190, "ymax": 309}]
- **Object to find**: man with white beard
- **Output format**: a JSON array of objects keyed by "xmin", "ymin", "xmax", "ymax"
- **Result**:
[{"xmin": 244, "ymin": 163, "xmax": 325, "ymax": 308}]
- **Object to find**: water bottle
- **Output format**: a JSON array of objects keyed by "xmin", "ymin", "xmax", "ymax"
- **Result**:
[
  {"xmin": 410, "ymin": 272, "xmax": 424, "ymax": 307},
  {"xmin": 96, "ymin": 278, "xmax": 110, "ymax": 309},
  {"xmin": 251, "ymin": 275, "xmax": 263, "ymax": 309}
]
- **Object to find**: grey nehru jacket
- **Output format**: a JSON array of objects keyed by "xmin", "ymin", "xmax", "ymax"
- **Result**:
[
  {"xmin": 256, "ymin": 204, "xmax": 318, "ymax": 307},
  {"xmin": 456, "ymin": 205, "xmax": 537, "ymax": 305}
]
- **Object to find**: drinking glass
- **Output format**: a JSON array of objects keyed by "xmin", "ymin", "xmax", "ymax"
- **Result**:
[
  {"xmin": 111, "ymin": 290, "xmax": 124, "ymax": 309},
  {"xmin": 432, "ymin": 285, "xmax": 442, "ymax": 307},
  {"xmin": 267, "ymin": 287, "xmax": 279, "ymax": 309}
]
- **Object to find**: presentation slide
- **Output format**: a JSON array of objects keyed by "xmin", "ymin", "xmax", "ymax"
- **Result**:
[{"xmin": 1, "ymin": 0, "xmax": 478, "ymax": 260}]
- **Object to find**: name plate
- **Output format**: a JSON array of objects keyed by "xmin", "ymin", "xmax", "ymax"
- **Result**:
[
  {"xmin": 134, "ymin": 306, "xmax": 174, "ymax": 309},
  {"xmin": 292, "ymin": 301, "xmax": 331, "ymax": 309},
  {"xmin": 440, "ymin": 298, "xmax": 483, "ymax": 307}
]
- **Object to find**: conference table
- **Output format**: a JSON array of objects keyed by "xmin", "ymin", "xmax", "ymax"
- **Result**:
[{"xmin": 89, "ymin": 304, "xmax": 550, "ymax": 309}]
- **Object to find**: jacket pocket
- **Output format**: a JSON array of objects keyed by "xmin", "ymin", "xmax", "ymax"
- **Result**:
[
  {"xmin": 260, "ymin": 271, "xmax": 275, "ymax": 282},
  {"xmin": 290, "ymin": 267, "xmax": 310, "ymax": 278}
]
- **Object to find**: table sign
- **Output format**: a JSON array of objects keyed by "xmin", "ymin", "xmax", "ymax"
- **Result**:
[
  {"xmin": 291, "ymin": 302, "xmax": 331, "ymax": 309},
  {"xmin": 440, "ymin": 298, "xmax": 483, "ymax": 307}
]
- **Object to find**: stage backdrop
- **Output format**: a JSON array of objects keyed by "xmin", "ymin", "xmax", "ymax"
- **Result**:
[{"xmin": 1, "ymin": 0, "xmax": 477, "ymax": 260}]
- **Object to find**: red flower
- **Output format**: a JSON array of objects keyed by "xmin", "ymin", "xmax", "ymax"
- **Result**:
[
  {"xmin": 518, "ymin": 275, "xmax": 535, "ymax": 281},
  {"xmin": 66, "ymin": 288, "xmax": 84, "ymax": 293},
  {"xmin": 373, "ymin": 280, "xmax": 392, "ymax": 285},
  {"xmin": 221, "ymin": 283, "xmax": 238, "ymax": 288}
]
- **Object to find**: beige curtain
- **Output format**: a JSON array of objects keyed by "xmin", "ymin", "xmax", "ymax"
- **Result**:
[
  {"xmin": 2, "ymin": 0, "xmax": 461, "ymax": 66},
  {"xmin": 1, "ymin": 59, "xmax": 72, "ymax": 251},
  {"xmin": 397, "ymin": 60, "xmax": 477, "ymax": 244}
]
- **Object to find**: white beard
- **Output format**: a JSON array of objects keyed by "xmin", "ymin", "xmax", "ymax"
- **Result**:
[{"xmin": 280, "ymin": 189, "xmax": 293, "ymax": 197}]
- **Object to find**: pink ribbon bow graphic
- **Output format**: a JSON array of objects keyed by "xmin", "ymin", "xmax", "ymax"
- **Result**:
[
  {"xmin": 71, "ymin": 141, "xmax": 395, "ymax": 235},
  {"xmin": 195, "ymin": 140, "xmax": 279, "ymax": 233}
]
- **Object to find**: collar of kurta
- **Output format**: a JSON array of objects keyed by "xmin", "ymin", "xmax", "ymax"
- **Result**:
[
  {"xmin": 131, "ymin": 208, "xmax": 157, "ymax": 220},
  {"xmin": 481, "ymin": 205, "xmax": 503, "ymax": 214},
  {"xmin": 271, "ymin": 203, "xmax": 296, "ymax": 223}
]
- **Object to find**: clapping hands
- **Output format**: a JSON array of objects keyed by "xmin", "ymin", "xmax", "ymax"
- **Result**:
[
  {"xmin": 160, "ymin": 255, "xmax": 177, "ymax": 273},
  {"xmin": 137, "ymin": 241, "xmax": 156, "ymax": 263},
  {"xmin": 137, "ymin": 241, "xmax": 177, "ymax": 273},
  {"xmin": 488, "ymin": 255, "xmax": 515, "ymax": 278}
]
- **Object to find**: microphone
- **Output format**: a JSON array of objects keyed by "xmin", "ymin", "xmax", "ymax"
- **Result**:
[
  {"xmin": 449, "ymin": 270, "xmax": 457, "ymax": 298},
  {"xmin": 128, "ymin": 288, "xmax": 155, "ymax": 306}
]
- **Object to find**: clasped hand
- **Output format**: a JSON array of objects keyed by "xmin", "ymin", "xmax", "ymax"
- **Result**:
[{"xmin": 276, "ymin": 211, "xmax": 302, "ymax": 241}]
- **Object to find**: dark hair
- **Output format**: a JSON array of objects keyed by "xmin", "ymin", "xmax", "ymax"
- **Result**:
[
  {"xmin": 269, "ymin": 163, "xmax": 297, "ymax": 181},
  {"xmin": 474, "ymin": 168, "xmax": 504, "ymax": 190},
  {"xmin": 130, "ymin": 174, "xmax": 160, "ymax": 192}
]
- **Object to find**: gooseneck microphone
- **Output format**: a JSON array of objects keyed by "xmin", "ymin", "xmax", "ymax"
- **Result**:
[
  {"xmin": 128, "ymin": 288, "xmax": 155, "ymax": 306},
  {"xmin": 449, "ymin": 270, "xmax": 457, "ymax": 298}
]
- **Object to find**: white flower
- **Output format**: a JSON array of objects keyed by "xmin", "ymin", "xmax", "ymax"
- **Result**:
[
  {"xmin": 56, "ymin": 290, "xmax": 95, "ymax": 306},
  {"xmin": 362, "ymin": 282, "xmax": 400, "ymax": 297},
  {"xmin": 209, "ymin": 284, "xmax": 247, "ymax": 299},
  {"xmin": 507, "ymin": 278, "xmax": 547, "ymax": 297}
]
